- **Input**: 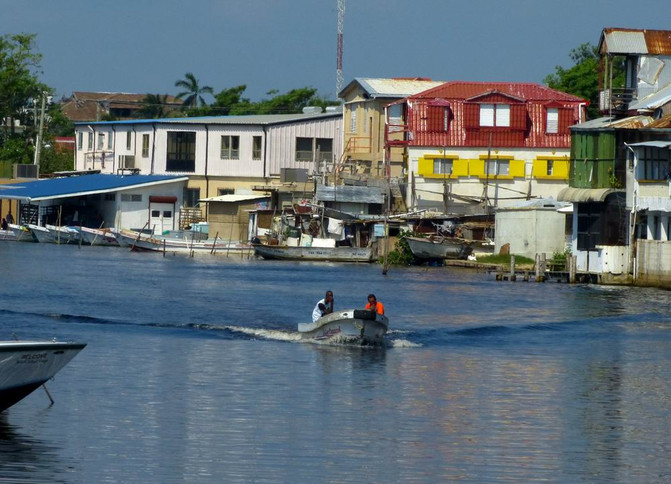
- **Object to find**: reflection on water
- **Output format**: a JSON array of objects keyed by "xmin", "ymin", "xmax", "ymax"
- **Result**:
[
  {"xmin": 0, "ymin": 414, "xmax": 68, "ymax": 483},
  {"xmin": 1, "ymin": 243, "xmax": 671, "ymax": 482}
]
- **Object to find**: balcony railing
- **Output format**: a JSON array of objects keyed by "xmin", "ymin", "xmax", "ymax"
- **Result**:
[
  {"xmin": 599, "ymin": 88, "xmax": 636, "ymax": 113},
  {"xmin": 84, "ymin": 151, "xmax": 114, "ymax": 170}
]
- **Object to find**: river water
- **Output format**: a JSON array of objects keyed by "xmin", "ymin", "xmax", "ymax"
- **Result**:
[{"xmin": 1, "ymin": 242, "xmax": 670, "ymax": 483}]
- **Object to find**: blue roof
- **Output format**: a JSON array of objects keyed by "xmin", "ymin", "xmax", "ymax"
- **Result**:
[{"xmin": 0, "ymin": 174, "xmax": 188, "ymax": 202}]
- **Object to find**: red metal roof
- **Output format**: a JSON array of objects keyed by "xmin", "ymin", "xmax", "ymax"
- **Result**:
[{"xmin": 408, "ymin": 81, "xmax": 585, "ymax": 103}]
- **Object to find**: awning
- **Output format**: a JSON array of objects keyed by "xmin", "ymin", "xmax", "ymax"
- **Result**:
[
  {"xmin": 627, "ymin": 141, "xmax": 671, "ymax": 149},
  {"xmin": 0, "ymin": 174, "xmax": 188, "ymax": 202},
  {"xmin": 557, "ymin": 187, "xmax": 624, "ymax": 203}
]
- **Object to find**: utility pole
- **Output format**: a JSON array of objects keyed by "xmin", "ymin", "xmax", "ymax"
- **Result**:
[
  {"xmin": 33, "ymin": 92, "xmax": 47, "ymax": 177},
  {"xmin": 336, "ymin": 0, "xmax": 345, "ymax": 95}
]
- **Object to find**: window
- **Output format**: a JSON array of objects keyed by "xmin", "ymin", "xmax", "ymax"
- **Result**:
[
  {"xmin": 87, "ymin": 132, "xmax": 93, "ymax": 150},
  {"xmin": 97, "ymin": 133, "xmax": 105, "ymax": 150},
  {"xmin": 104, "ymin": 193, "xmax": 115, "ymax": 201},
  {"xmin": 121, "ymin": 194, "xmax": 142, "ymax": 202},
  {"xmin": 183, "ymin": 188, "xmax": 200, "ymax": 207},
  {"xmin": 218, "ymin": 188, "xmax": 234, "ymax": 196},
  {"xmin": 296, "ymin": 137, "xmax": 314, "ymax": 161},
  {"xmin": 163, "ymin": 211, "xmax": 172, "ymax": 218},
  {"xmin": 295, "ymin": 137, "xmax": 334, "ymax": 163},
  {"xmin": 433, "ymin": 159, "xmax": 453, "ymax": 175},
  {"xmin": 126, "ymin": 132, "xmax": 132, "ymax": 150},
  {"xmin": 77, "ymin": 132, "xmax": 83, "ymax": 150},
  {"xmin": 638, "ymin": 147, "xmax": 670, "ymax": 180},
  {"xmin": 316, "ymin": 138, "xmax": 333, "ymax": 163},
  {"xmin": 107, "ymin": 132, "xmax": 113, "ymax": 150},
  {"xmin": 142, "ymin": 134, "xmax": 150, "ymax": 158},
  {"xmin": 480, "ymin": 104, "xmax": 510, "ymax": 127},
  {"xmin": 546, "ymin": 160, "xmax": 554, "ymax": 176},
  {"xmin": 166, "ymin": 131, "xmax": 196, "ymax": 172},
  {"xmin": 151, "ymin": 210, "xmax": 160, "ymax": 217},
  {"xmin": 350, "ymin": 104, "xmax": 357, "ymax": 133},
  {"xmin": 253, "ymin": 136, "xmax": 262, "ymax": 160},
  {"xmin": 485, "ymin": 159, "xmax": 510, "ymax": 176},
  {"xmin": 546, "ymin": 108, "xmax": 559, "ymax": 134},
  {"xmin": 220, "ymin": 135, "xmax": 240, "ymax": 160}
]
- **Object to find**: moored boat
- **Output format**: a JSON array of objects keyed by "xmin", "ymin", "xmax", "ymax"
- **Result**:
[
  {"xmin": 116, "ymin": 229, "xmax": 253, "ymax": 255},
  {"xmin": 7, "ymin": 224, "xmax": 37, "ymax": 242},
  {"xmin": 79, "ymin": 227, "xmax": 119, "ymax": 246},
  {"xmin": 0, "ymin": 340, "xmax": 86, "ymax": 412},
  {"xmin": 253, "ymin": 243, "xmax": 375, "ymax": 262},
  {"xmin": 406, "ymin": 236, "xmax": 473, "ymax": 261},
  {"xmin": 297, "ymin": 309, "xmax": 388, "ymax": 345}
]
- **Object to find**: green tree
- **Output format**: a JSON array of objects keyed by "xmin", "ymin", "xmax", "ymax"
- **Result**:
[
  {"xmin": 0, "ymin": 34, "xmax": 47, "ymax": 138},
  {"xmin": 544, "ymin": 43, "xmax": 625, "ymax": 120},
  {"xmin": 137, "ymin": 94, "xmax": 172, "ymax": 119},
  {"xmin": 174, "ymin": 72, "xmax": 214, "ymax": 108}
]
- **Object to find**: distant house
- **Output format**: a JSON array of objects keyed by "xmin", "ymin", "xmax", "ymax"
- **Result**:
[
  {"xmin": 388, "ymin": 81, "xmax": 587, "ymax": 216},
  {"xmin": 73, "ymin": 111, "xmax": 343, "ymax": 230},
  {"xmin": 598, "ymin": 28, "xmax": 671, "ymax": 117},
  {"xmin": 61, "ymin": 92, "xmax": 183, "ymax": 122},
  {"xmin": 338, "ymin": 77, "xmax": 444, "ymax": 180},
  {"xmin": 557, "ymin": 28, "xmax": 671, "ymax": 285}
]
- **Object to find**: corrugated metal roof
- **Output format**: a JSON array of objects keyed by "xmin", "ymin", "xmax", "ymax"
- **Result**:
[
  {"xmin": 341, "ymin": 78, "xmax": 444, "ymax": 99},
  {"xmin": 629, "ymin": 82, "xmax": 671, "ymax": 111},
  {"xmin": 646, "ymin": 113, "xmax": 671, "ymax": 128},
  {"xmin": 628, "ymin": 141, "xmax": 671, "ymax": 149},
  {"xmin": 600, "ymin": 28, "xmax": 671, "ymax": 55},
  {"xmin": 199, "ymin": 194, "xmax": 270, "ymax": 203},
  {"xmin": 315, "ymin": 185, "xmax": 384, "ymax": 204},
  {"xmin": 557, "ymin": 188, "xmax": 624, "ymax": 203},
  {"xmin": 571, "ymin": 115, "xmax": 654, "ymax": 130},
  {"xmin": 0, "ymin": 174, "xmax": 187, "ymax": 202},
  {"xmin": 409, "ymin": 82, "xmax": 585, "ymax": 102},
  {"xmin": 76, "ymin": 112, "xmax": 341, "ymax": 127}
]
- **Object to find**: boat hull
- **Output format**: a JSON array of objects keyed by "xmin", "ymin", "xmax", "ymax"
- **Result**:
[
  {"xmin": 0, "ymin": 341, "xmax": 86, "ymax": 412},
  {"xmin": 79, "ymin": 227, "xmax": 119, "ymax": 246},
  {"xmin": 406, "ymin": 236, "xmax": 473, "ymax": 260},
  {"xmin": 298, "ymin": 309, "xmax": 388, "ymax": 345},
  {"xmin": 254, "ymin": 244, "xmax": 374, "ymax": 262},
  {"xmin": 117, "ymin": 229, "xmax": 253, "ymax": 255},
  {"xmin": 8, "ymin": 224, "xmax": 37, "ymax": 242}
]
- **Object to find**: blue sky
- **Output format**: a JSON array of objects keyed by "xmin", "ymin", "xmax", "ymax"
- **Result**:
[{"xmin": 4, "ymin": 0, "xmax": 671, "ymax": 102}]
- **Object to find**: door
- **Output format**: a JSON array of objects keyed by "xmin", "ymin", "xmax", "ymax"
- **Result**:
[{"xmin": 149, "ymin": 203, "xmax": 174, "ymax": 234}]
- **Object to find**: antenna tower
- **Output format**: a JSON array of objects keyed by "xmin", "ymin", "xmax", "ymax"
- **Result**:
[{"xmin": 336, "ymin": 0, "xmax": 345, "ymax": 95}]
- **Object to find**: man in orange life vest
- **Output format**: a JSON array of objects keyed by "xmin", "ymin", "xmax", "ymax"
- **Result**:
[{"xmin": 365, "ymin": 294, "xmax": 384, "ymax": 315}]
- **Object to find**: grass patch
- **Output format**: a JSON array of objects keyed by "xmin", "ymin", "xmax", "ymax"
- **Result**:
[{"xmin": 476, "ymin": 253, "xmax": 535, "ymax": 265}]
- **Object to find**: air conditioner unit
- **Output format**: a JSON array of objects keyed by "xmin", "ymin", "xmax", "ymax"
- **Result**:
[
  {"xmin": 13, "ymin": 164, "xmax": 38, "ymax": 179},
  {"xmin": 119, "ymin": 155, "xmax": 136, "ymax": 169}
]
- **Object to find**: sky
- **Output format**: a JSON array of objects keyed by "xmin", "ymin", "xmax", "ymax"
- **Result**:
[{"xmin": 4, "ymin": 0, "xmax": 671, "ymax": 103}]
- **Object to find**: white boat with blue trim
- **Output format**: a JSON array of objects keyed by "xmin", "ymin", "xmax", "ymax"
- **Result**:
[{"xmin": 298, "ymin": 309, "xmax": 388, "ymax": 345}]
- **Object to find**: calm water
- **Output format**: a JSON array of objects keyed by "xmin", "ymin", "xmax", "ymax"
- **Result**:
[{"xmin": 1, "ymin": 243, "xmax": 671, "ymax": 483}]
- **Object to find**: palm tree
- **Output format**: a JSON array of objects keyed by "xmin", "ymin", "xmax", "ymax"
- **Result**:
[
  {"xmin": 138, "ymin": 94, "xmax": 170, "ymax": 119},
  {"xmin": 174, "ymin": 72, "xmax": 214, "ymax": 108}
]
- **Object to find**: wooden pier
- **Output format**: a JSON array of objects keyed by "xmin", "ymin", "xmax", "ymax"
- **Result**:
[{"xmin": 493, "ymin": 254, "xmax": 595, "ymax": 284}]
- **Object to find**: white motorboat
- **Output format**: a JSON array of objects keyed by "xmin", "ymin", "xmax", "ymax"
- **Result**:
[
  {"xmin": 116, "ymin": 229, "xmax": 253, "ymax": 256},
  {"xmin": 253, "ymin": 243, "xmax": 375, "ymax": 262},
  {"xmin": 0, "ymin": 340, "xmax": 86, "ymax": 412},
  {"xmin": 79, "ymin": 227, "xmax": 119, "ymax": 246},
  {"xmin": 298, "ymin": 309, "xmax": 388, "ymax": 345},
  {"xmin": 0, "ymin": 229, "xmax": 16, "ymax": 241},
  {"xmin": 7, "ymin": 224, "xmax": 37, "ymax": 242},
  {"xmin": 26, "ymin": 224, "xmax": 80, "ymax": 244}
]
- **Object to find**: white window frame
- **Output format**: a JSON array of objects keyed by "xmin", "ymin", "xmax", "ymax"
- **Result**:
[
  {"xmin": 546, "ymin": 108, "xmax": 559, "ymax": 134},
  {"xmin": 433, "ymin": 159, "xmax": 453, "ymax": 175},
  {"xmin": 220, "ymin": 135, "xmax": 240, "ymax": 160},
  {"xmin": 485, "ymin": 159, "xmax": 510, "ymax": 176},
  {"xmin": 480, "ymin": 104, "xmax": 510, "ymax": 127}
]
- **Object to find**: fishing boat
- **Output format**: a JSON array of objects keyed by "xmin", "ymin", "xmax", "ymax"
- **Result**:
[
  {"xmin": 406, "ymin": 236, "xmax": 473, "ymax": 261},
  {"xmin": 7, "ymin": 224, "xmax": 37, "ymax": 242},
  {"xmin": 0, "ymin": 340, "xmax": 86, "ymax": 412},
  {"xmin": 0, "ymin": 229, "xmax": 16, "ymax": 241},
  {"xmin": 26, "ymin": 224, "xmax": 80, "ymax": 244},
  {"xmin": 116, "ymin": 229, "xmax": 253, "ymax": 255},
  {"xmin": 253, "ymin": 242, "xmax": 375, "ymax": 262},
  {"xmin": 79, "ymin": 227, "xmax": 119, "ymax": 246},
  {"xmin": 298, "ymin": 309, "xmax": 388, "ymax": 345}
]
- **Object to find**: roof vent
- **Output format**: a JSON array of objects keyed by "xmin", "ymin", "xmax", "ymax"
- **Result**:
[{"xmin": 302, "ymin": 106, "xmax": 323, "ymax": 114}]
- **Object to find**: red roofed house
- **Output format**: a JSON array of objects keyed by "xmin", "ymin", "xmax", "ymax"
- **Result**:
[
  {"xmin": 388, "ymin": 81, "xmax": 588, "ymax": 216},
  {"xmin": 61, "ymin": 92, "xmax": 183, "ymax": 122}
]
